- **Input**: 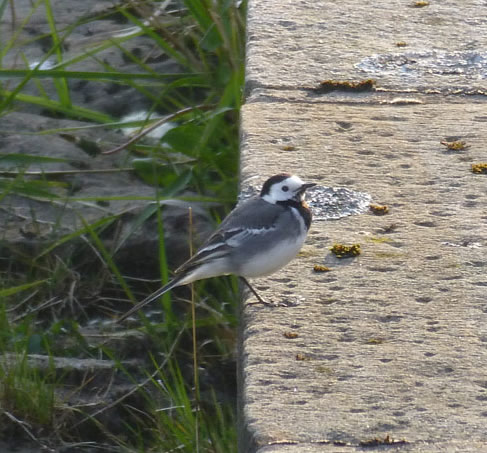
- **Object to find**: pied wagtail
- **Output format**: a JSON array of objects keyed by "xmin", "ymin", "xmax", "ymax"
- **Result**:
[{"xmin": 117, "ymin": 174, "xmax": 315, "ymax": 322}]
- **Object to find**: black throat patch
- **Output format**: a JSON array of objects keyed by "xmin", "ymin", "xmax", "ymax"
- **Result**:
[{"xmin": 277, "ymin": 199, "xmax": 312, "ymax": 230}]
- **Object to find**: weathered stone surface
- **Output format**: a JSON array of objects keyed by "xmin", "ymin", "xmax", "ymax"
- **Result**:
[
  {"xmin": 246, "ymin": 0, "xmax": 487, "ymax": 92},
  {"xmin": 1, "ymin": 352, "xmax": 138, "ymax": 375},
  {"xmin": 239, "ymin": 101, "xmax": 487, "ymax": 451},
  {"xmin": 239, "ymin": 0, "xmax": 487, "ymax": 451}
]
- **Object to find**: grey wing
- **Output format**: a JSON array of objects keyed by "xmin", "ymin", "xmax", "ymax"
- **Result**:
[
  {"xmin": 216, "ymin": 196, "xmax": 284, "ymax": 231},
  {"xmin": 176, "ymin": 197, "xmax": 283, "ymax": 272}
]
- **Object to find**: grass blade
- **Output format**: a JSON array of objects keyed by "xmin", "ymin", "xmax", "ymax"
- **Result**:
[
  {"xmin": 0, "ymin": 280, "xmax": 48, "ymax": 298},
  {"xmin": 43, "ymin": 0, "xmax": 71, "ymax": 107},
  {"xmin": 1, "ymin": 90, "xmax": 114, "ymax": 123},
  {"xmin": 77, "ymin": 212, "xmax": 136, "ymax": 303},
  {"xmin": 35, "ymin": 215, "xmax": 116, "ymax": 260}
]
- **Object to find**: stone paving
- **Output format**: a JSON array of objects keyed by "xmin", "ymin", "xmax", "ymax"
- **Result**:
[{"xmin": 238, "ymin": 1, "xmax": 487, "ymax": 451}]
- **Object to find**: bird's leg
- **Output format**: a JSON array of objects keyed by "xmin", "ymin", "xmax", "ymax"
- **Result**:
[
  {"xmin": 240, "ymin": 277, "xmax": 272, "ymax": 305},
  {"xmin": 240, "ymin": 277, "xmax": 302, "ymax": 307}
]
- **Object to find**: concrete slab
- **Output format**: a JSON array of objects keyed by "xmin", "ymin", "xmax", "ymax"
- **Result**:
[
  {"xmin": 246, "ymin": 0, "xmax": 487, "ymax": 92},
  {"xmin": 239, "ymin": 100, "xmax": 487, "ymax": 451},
  {"xmin": 239, "ymin": 1, "xmax": 487, "ymax": 451}
]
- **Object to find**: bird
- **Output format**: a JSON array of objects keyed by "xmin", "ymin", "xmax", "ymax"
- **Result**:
[{"xmin": 117, "ymin": 173, "xmax": 316, "ymax": 322}]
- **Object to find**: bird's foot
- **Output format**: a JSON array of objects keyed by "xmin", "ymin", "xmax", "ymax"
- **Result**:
[
  {"xmin": 245, "ymin": 296, "xmax": 303, "ymax": 308},
  {"xmin": 245, "ymin": 297, "xmax": 278, "ymax": 307},
  {"xmin": 240, "ymin": 277, "xmax": 304, "ymax": 307}
]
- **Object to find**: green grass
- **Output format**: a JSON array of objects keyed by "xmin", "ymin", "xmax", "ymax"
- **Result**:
[
  {"xmin": 0, "ymin": 353, "xmax": 56, "ymax": 427},
  {"xmin": 0, "ymin": 0, "xmax": 245, "ymax": 450}
]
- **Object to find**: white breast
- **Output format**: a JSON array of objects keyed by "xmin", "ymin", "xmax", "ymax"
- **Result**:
[
  {"xmin": 240, "ymin": 236, "xmax": 305, "ymax": 277},
  {"xmin": 240, "ymin": 207, "xmax": 308, "ymax": 277}
]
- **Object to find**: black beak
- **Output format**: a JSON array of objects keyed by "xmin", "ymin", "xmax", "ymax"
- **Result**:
[
  {"xmin": 298, "ymin": 182, "xmax": 316, "ymax": 193},
  {"xmin": 302, "ymin": 183, "xmax": 316, "ymax": 190},
  {"xmin": 296, "ymin": 182, "xmax": 316, "ymax": 196}
]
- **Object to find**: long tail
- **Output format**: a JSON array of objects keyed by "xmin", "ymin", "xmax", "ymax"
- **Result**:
[{"xmin": 116, "ymin": 274, "xmax": 186, "ymax": 323}]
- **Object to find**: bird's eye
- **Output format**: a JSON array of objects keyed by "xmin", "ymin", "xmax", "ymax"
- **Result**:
[{"xmin": 282, "ymin": 185, "xmax": 289, "ymax": 192}]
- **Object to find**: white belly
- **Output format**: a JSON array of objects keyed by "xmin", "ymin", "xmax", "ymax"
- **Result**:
[{"xmin": 240, "ymin": 237, "xmax": 305, "ymax": 278}]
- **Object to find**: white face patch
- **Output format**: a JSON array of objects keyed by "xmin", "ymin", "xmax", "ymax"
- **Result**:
[{"xmin": 262, "ymin": 175, "xmax": 306, "ymax": 204}]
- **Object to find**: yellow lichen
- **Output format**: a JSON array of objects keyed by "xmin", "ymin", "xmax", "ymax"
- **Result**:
[
  {"xmin": 411, "ymin": 1, "xmax": 429, "ymax": 7},
  {"xmin": 283, "ymin": 332, "xmax": 299, "ymax": 339},
  {"xmin": 440, "ymin": 140, "xmax": 469, "ymax": 151},
  {"xmin": 330, "ymin": 243, "xmax": 361, "ymax": 258},
  {"xmin": 315, "ymin": 79, "xmax": 376, "ymax": 93},
  {"xmin": 313, "ymin": 264, "xmax": 332, "ymax": 272},
  {"xmin": 472, "ymin": 163, "xmax": 487, "ymax": 174},
  {"xmin": 369, "ymin": 204, "xmax": 389, "ymax": 215}
]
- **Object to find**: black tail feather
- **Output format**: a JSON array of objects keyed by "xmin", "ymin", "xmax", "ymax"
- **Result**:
[{"xmin": 116, "ymin": 274, "xmax": 185, "ymax": 323}]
